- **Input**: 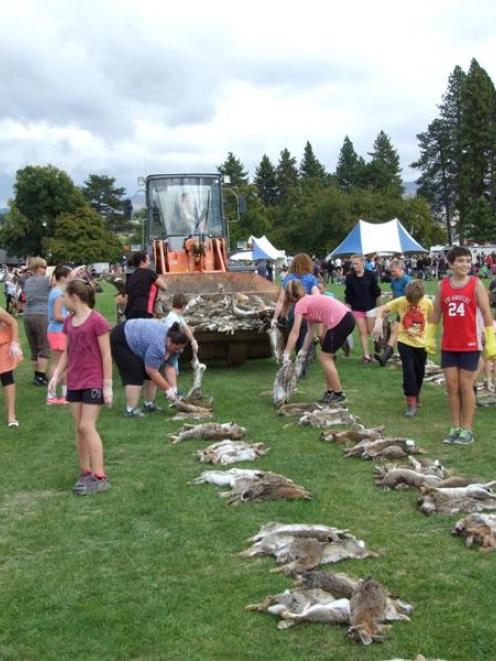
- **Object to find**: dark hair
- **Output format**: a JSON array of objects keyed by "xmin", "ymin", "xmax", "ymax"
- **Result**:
[
  {"xmin": 129, "ymin": 251, "xmax": 148, "ymax": 268},
  {"xmin": 167, "ymin": 321, "xmax": 188, "ymax": 345},
  {"xmin": 172, "ymin": 293, "xmax": 188, "ymax": 309},
  {"xmin": 447, "ymin": 246, "xmax": 471, "ymax": 264},
  {"xmin": 53, "ymin": 264, "xmax": 72, "ymax": 282},
  {"xmin": 66, "ymin": 279, "xmax": 96, "ymax": 308}
]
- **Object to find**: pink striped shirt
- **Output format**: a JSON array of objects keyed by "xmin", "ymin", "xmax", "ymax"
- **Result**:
[{"xmin": 294, "ymin": 295, "xmax": 349, "ymax": 329}]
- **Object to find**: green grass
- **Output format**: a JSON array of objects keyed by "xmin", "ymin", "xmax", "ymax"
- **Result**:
[{"xmin": 0, "ymin": 281, "xmax": 495, "ymax": 660}]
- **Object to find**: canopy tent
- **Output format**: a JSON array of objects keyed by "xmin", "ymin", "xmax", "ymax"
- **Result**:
[
  {"xmin": 230, "ymin": 250, "xmax": 254, "ymax": 262},
  {"xmin": 249, "ymin": 235, "xmax": 286, "ymax": 261},
  {"xmin": 329, "ymin": 218, "xmax": 427, "ymax": 257}
]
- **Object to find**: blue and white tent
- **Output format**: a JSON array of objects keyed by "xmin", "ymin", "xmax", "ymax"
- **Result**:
[{"xmin": 330, "ymin": 218, "xmax": 427, "ymax": 257}]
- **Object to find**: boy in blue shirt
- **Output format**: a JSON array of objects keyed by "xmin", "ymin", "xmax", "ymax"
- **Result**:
[{"xmin": 375, "ymin": 259, "xmax": 412, "ymax": 366}]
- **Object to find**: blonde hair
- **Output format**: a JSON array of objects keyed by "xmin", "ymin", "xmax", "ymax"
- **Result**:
[
  {"xmin": 288, "ymin": 253, "xmax": 313, "ymax": 276},
  {"xmin": 29, "ymin": 256, "xmax": 47, "ymax": 270},
  {"xmin": 282, "ymin": 279, "xmax": 305, "ymax": 316},
  {"xmin": 405, "ymin": 280, "xmax": 425, "ymax": 305}
]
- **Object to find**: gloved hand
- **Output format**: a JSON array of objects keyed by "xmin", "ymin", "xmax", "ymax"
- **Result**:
[
  {"xmin": 282, "ymin": 352, "xmax": 291, "ymax": 365},
  {"xmin": 103, "ymin": 378, "xmax": 113, "ymax": 408},
  {"xmin": 9, "ymin": 341, "xmax": 22, "ymax": 360},
  {"xmin": 372, "ymin": 321, "xmax": 383, "ymax": 341},
  {"xmin": 483, "ymin": 325, "xmax": 496, "ymax": 360},
  {"xmin": 191, "ymin": 339, "xmax": 199, "ymax": 354},
  {"xmin": 165, "ymin": 386, "xmax": 178, "ymax": 400},
  {"xmin": 47, "ymin": 369, "xmax": 60, "ymax": 396},
  {"xmin": 425, "ymin": 322, "xmax": 438, "ymax": 355},
  {"xmin": 270, "ymin": 317, "xmax": 278, "ymax": 329}
]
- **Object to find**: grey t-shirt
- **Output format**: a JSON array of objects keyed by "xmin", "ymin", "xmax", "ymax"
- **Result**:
[{"xmin": 24, "ymin": 276, "xmax": 51, "ymax": 316}]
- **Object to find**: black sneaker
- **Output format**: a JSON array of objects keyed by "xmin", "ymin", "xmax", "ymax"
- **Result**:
[
  {"xmin": 143, "ymin": 401, "xmax": 162, "ymax": 413},
  {"xmin": 324, "ymin": 391, "xmax": 346, "ymax": 404},
  {"xmin": 33, "ymin": 375, "xmax": 48, "ymax": 386},
  {"xmin": 321, "ymin": 390, "xmax": 334, "ymax": 403}
]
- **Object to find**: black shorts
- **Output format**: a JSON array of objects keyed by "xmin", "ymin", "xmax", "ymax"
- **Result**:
[
  {"xmin": 441, "ymin": 350, "xmax": 481, "ymax": 372},
  {"xmin": 321, "ymin": 312, "xmax": 356, "ymax": 354},
  {"xmin": 110, "ymin": 322, "xmax": 150, "ymax": 386},
  {"xmin": 66, "ymin": 388, "xmax": 104, "ymax": 405},
  {"xmin": 0, "ymin": 370, "xmax": 14, "ymax": 387}
]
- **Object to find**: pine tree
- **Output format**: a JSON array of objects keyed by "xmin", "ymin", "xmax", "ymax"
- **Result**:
[
  {"xmin": 299, "ymin": 141, "xmax": 327, "ymax": 183},
  {"xmin": 276, "ymin": 148, "xmax": 299, "ymax": 205},
  {"xmin": 335, "ymin": 136, "xmax": 365, "ymax": 192},
  {"xmin": 411, "ymin": 119, "xmax": 455, "ymax": 244},
  {"xmin": 457, "ymin": 59, "xmax": 496, "ymax": 237},
  {"xmin": 254, "ymin": 154, "xmax": 278, "ymax": 206},
  {"xmin": 217, "ymin": 152, "xmax": 249, "ymax": 186},
  {"xmin": 365, "ymin": 131, "xmax": 404, "ymax": 196},
  {"xmin": 439, "ymin": 65, "xmax": 467, "ymax": 231},
  {"xmin": 82, "ymin": 174, "xmax": 128, "ymax": 233}
]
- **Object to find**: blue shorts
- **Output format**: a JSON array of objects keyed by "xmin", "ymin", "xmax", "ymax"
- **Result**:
[{"xmin": 441, "ymin": 350, "xmax": 481, "ymax": 372}]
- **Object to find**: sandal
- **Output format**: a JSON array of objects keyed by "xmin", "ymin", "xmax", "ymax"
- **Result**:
[{"xmin": 8, "ymin": 420, "xmax": 19, "ymax": 428}]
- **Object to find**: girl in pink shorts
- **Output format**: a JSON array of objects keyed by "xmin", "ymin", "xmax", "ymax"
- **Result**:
[{"xmin": 47, "ymin": 265, "xmax": 71, "ymax": 404}]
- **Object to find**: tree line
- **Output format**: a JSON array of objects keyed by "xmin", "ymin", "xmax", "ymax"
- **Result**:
[
  {"xmin": 412, "ymin": 58, "xmax": 496, "ymax": 245},
  {"xmin": 0, "ymin": 57, "xmax": 493, "ymax": 260},
  {"xmin": 0, "ymin": 168, "xmax": 133, "ymax": 262},
  {"xmin": 219, "ymin": 132, "xmax": 444, "ymax": 255}
]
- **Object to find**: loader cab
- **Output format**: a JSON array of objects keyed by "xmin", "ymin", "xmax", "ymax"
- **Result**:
[{"xmin": 146, "ymin": 174, "xmax": 226, "ymax": 245}]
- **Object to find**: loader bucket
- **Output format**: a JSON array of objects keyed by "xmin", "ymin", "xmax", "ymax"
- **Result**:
[{"xmin": 156, "ymin": 271, "xmax": 278, "ymax": 366}]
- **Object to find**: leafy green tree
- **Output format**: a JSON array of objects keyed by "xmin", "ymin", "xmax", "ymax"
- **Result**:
[
  {"xmin": 364, "ymin": 131, "xmax": 404, "ymax": 196},
  {"xmin": 227, "ymin": 184, "xmax": 270, "ymax": 249},
  {"xmin": 401, "ymin": 196, "xmax": 447, "ymax": 247},
  {"xmin": 217, "ymin": 152, "xmax": 249, "ymax": 186},
  {"xmin": 299, "ymin": 141, "xmax": 327, "ymax": 185},
  {"xmin": 82, "ymin": 174, "xmax": 129, "ymax": 233},
  {"xmin": 275, "ymin": 148, "xmax": 299, "ymax": 206},
  {"xmin": 411, "ymin": 119, "xmax": 455, "ymax": 244},
  {"xmin": 335, "ymin": 136, "xmax": 365, "ymax": 192},
  {"xmin": 254, "ymin": 155, "xmax": 278, "ymax": 206},
  {"xmin": 46, "ymin": 207, "xmax": 122, "ymax": 263},
  {"xmin": 0, "ymin": 203, "xmax": 31, "ymax": 257},
  {"xmin": 2, "ymin": 165, "xmax": 86, "ymax": 256}
]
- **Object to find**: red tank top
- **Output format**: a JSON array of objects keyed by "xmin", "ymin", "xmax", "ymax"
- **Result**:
[{"xmin": 440, "ymin": 276, "xmax": 481, "ymax": 351}]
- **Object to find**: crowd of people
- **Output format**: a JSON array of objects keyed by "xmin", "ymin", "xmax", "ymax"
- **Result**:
[
  {"xmin": 1, "ymin": 246, "xmax": 495, "ymax": 496},
  {"xmin": 310, "ymin": 250, "xmax": 496, "ymax": 285}
]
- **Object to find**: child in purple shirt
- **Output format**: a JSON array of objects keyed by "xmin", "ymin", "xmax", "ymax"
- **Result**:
[{"xmin": 49, "ymin": 279, "xmax": 112, "ymax": 496}]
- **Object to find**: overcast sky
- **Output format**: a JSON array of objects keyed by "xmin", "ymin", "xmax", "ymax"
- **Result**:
[{"xmin": 1, "ymin": 0, "xmax": 495, "ymax": 204}]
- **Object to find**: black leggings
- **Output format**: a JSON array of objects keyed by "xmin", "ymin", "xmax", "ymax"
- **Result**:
[{"xmin": 398, "ymin": 342, "xmax": 427, "ymax": 396}]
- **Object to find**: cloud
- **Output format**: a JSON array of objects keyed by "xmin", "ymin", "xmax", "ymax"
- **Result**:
[{"xmin": 0, "ymin": 0, "xmax": 495, "ymax": 203}]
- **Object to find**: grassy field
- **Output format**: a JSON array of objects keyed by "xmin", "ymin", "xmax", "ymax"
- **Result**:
[{"xmin": 0, "ymin": 281, "xmax": 495, "ymax": 660}]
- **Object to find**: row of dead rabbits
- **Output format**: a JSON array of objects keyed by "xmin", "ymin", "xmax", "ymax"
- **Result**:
[{"xmin": 168, "ymin": 374, "xmax": 496, "ymax": 657}]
